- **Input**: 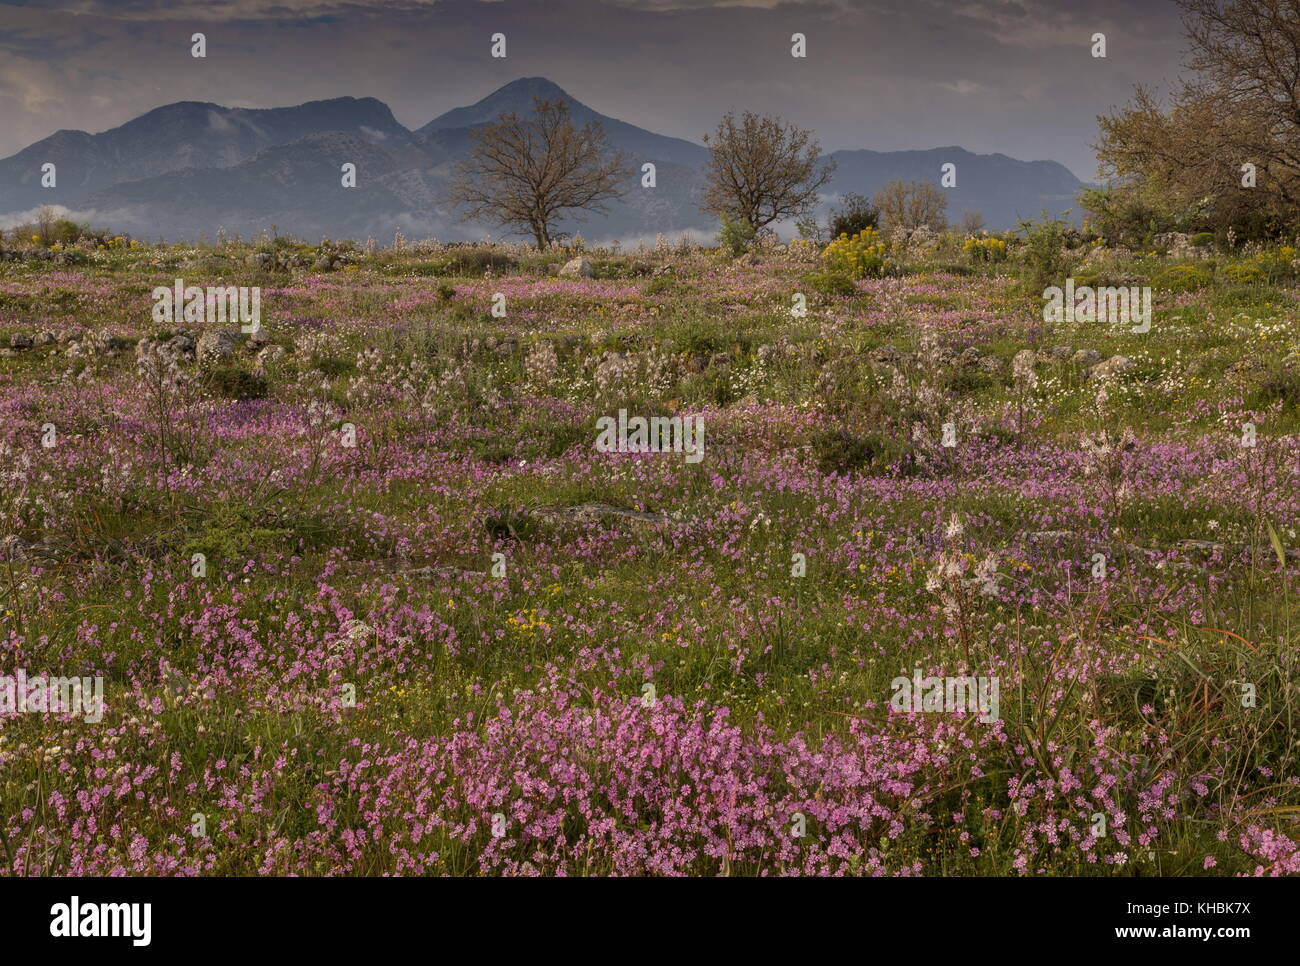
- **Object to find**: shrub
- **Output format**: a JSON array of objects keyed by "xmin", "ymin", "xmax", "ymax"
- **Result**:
[
  {"xmin": 827, "ymin": 193, "xmax": 880, "ymax": 240},
  {"xmin": 1152, "ymin": 263, "xmax": 1214, "ymax": 292},
  {"xmin": 1017, "ymin": 215, "xmax": 1077, "ymax": 293},
  {"xmin": 483, "ymin": 505, "xmax": 540, "ymax": 542},
  {"xmin": 1222, "ymin": 261, "xmax": 1267, "ymax": 285},
  {"xmin": 1253, "ymin": 363, "xmax": 1300, "ymax": 410},
  {"xmin": 962, "ymin": 236, "xmax": 1008, "ymax": 263},
  {"xmin": 804, "ymin": 271, "xmax": 857, "ymax": 297},
  {"xmin": 717, "ymin": 214, "xmax": 758, "ymax": 255},
  {"xmin": 204, "ymin": 366, "xmax": 268, "ymax": 401},
  {"xmin": 822, "ymin": 227, "xmax": 889, "ymax": 279},
  {"xmin": 810, "ymin": 428, "xmax": 896, "ymax": 475},
  {"xmin": 1225, "ymin": 246, "xmax": 1297, "ymax": 284},
  {"xmin": 643, "ymin": 276, "xmax": 676, "ymax": 296}
]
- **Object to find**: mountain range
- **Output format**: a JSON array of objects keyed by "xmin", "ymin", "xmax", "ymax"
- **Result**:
[{"xmin": 0, "ymin": 77, "xmax": 1086, "ymax": 244}]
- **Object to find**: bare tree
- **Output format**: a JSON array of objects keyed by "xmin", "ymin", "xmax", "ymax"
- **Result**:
[
  {"xmin": 35, "ymin": 206, "xmax": 57, "ymax": 243},
  {"xmin": 874, "ymin": 180, "xmax": 949, "ymax": 231},
  {"xmin": 959, "ymin": 210, "xmax": 986, "ymax": 235},
  {"xmin": 450, "ymin": 98, "xmax": 629, "ymax": 249},
  {"xmin": 1092, "ymin": 0, "xmax": 1300, "ymax": 236},
  {"xmin": 701, "ymin": 111, "xmax": 836, "ymax": 232}
]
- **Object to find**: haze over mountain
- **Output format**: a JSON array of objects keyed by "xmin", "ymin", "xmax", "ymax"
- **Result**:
[{"xmin": 0, "ymin": 77, "xmax": 1086, "ymax": 244}]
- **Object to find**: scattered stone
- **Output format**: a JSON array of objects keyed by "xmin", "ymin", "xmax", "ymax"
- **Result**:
[
  {"xmin": 137, "ymin": 332, "xmax": 196, "ymax": 366},
  {"xmin": 1087, "ymin": 355, "xmax": 1133, "ymax": 381},
  {"xmin": 1072, "ymin": 348, "xmax": 1104, "ymax": 367},
  {"xmin": 72, "ymin": 330, "xmax": 122, "ymax": 359},
  {"xmin": 1152, "ymin": 232, "xmax": 1193, "ymax": 256},
  {"xmin": 196, "ymin": 330, "xmax": 241, "ymax": 369},
  {"xmin": 254, "ymin": 344, "xmax": 287, "ymax": 372},
  {"xmin": 0, "ymin": 534, "xmax": 25, "ymax": 561},
  {"xmin": 488, "ymin": 336, "xmax": 517, "ymax": 356},
  {"xmin": 1227, "ymin": 358, "xmax": 1267, "ymax": 380},
  {"xmin": 245, "ymin": 252, "xmax": 272, "ymax": 268},
  {"xmin": 1048, "ymin": 345, "xmax": 1075, "ymax": 360},
  {"xmin": 33, "ymin": 330, "xmax": 56, "ymax": 347},
  {"xmin": 0, "ymin": 534, "xmax": 61, "ymax": 563},
  {"xmin": 558, "ymin": 257, "xmax": 594, "ymax": 279},
  {"xmin": 871, "ymin": 344, "xmax": 903, "ymax": 366},
  {"xmin": 1026, "ymin": 530, "xmax": 1075, "ymax": 543},
  {"xmin": 1178, "ymin": 539, "xmax": 1230, "ymax": 555},
  {"xmin": 166, "ymin": 334, "xmax": 196, "ymax": 357}
]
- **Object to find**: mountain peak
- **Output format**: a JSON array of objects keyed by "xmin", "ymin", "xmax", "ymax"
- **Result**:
[
  {"xmin": 418, "ymin": 77, "xmax": 585, "ymax": 134},
  {"xmin": 492, "ymin": 77, "xmax": 573, "ymax": 100}
]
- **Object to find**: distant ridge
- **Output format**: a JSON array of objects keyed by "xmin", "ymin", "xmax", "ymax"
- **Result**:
[{"xmin": 0, "ymin": 79, "xmax": 1086, "ymax": 242}]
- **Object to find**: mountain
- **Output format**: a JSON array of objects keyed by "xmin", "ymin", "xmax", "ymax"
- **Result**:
[
  {"xmin": 0, "ymin": 78, "xmax": 1086, "ymax": 243},
  {"xmin": 418, "ymin": 77, "xmax": 709, "ymax": 169},
  {"xmin": 826, "ymin": 147, "xmax": 1082, "ymax": 230},
  {"xmin": 0, "ymin": 97, "xmax": 408, "ymax": 218}
]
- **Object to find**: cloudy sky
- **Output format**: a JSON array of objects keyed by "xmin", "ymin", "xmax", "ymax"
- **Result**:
[{"xmin": 0, "ymin": 0, "xmax": 1189, "ymax": 180}]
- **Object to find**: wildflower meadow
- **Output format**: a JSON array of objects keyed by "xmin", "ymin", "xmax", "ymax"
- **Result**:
[{"xmin": 2, "ymin": 228, "xmax": 1298, "ymax": 880}]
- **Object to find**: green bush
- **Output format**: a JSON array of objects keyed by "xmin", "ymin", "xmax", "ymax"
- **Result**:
[
  {"xmin": 1017, "ymin": 215, "xmax": 1077, "ymax": 293},
  {"xmin": 1222, "ymin": 261, "xmax": 1267, "ymax": 285},
  {"xmin": 717, "ymin": 215, "xmax": 758, "ymax": 256},
  {"xmin": 642, "ymin": 276, "xmax": 678, "ymax": 297},
  {"xmin": 962, "ymin": 237, "xmax": 1008, "ymax": 263},
  {"xmin": 204, "ymin": 366, "xmax": 268, "ymax": 401},
  {"xmin": 439, "ymin": 248, "xmax": 518, "ymax": 276},
  {"xmin": 827, "ymin": 193, "xmax": 881, "ymax": 240},
  {"xmin": 822, "ymin": 227, "xmax": 889, "ymax": 279},
  {"xmin": 804, "ymin": 271, "xmax": 857, "ymax": 297},
  {"xmin": 810, "ymin": 428, "xmax": 898, "ymax": 475},
  {"xmin": 1253, "ymin": 364, "xmax": 1300, "ymax": 411},
  {"xmin": 1152, "ymin": 263, "xmax": 1213, "ymax": 292}
]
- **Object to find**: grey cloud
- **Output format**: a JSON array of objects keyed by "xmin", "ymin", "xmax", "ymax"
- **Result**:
[{"xmin": 0, "ymin": 0, "xmax": 1190, "ymax": 180}]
